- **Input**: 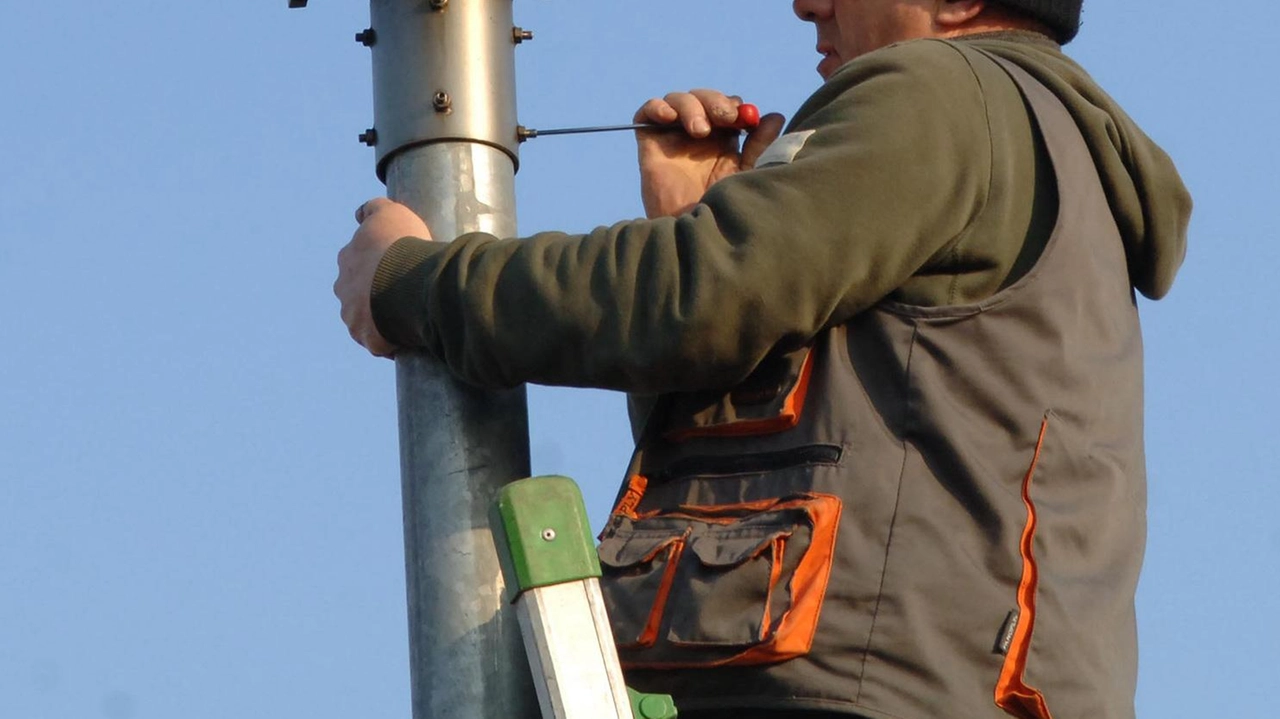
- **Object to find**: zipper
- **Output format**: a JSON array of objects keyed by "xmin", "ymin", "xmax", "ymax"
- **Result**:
[{"xmin": 656, "ymin": 444, "xmax": 842, "ymax": 482}]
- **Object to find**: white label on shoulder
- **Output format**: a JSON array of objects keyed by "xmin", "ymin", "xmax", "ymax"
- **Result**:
[{"xmin": 755, "ymin": 130, "xmax": 816, "ymax": 168}]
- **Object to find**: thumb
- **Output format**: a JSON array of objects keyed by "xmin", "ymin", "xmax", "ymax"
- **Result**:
[
  {"xmin": 355, "ymin": 196, "xmax": 396, "ymax": 224},
  {"xmin": 739, "ymin": 113, "xmax": 787, "ymax": 170}
]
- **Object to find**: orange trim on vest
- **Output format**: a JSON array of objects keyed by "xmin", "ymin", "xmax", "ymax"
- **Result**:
[
  {"xmin": 641, "ymin": 496, "xmax": 783, "ymax": 523},
  {"xmin": 759, "ymin": 536, "xmax": 787, "ymax": 639},
  {"xmin": 741, "ymin": 493, "xmax": 841, "ymax": 663},
  {"xmin": 632, "ymin": 540, "xmax": 685, "ymax": 649},
  {"xmin": 665, "ymin": 349, "xmax": 815, "ymax": 442},
  {"xmin": 619, "ymin": 492, "xmax": 842, "ymax": 669},
  {"xmin": 615, "ymin": 474, "xmax": 649, "ymax": 519},
  {"xmin": 995, "ymin": 418, "xmax": 1054, "ymax": 719}
]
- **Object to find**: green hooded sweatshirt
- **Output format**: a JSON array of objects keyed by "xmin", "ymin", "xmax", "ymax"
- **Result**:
[{"xmin": 371, "ymin": 31, "xmax": 1189, "ymax": 398}]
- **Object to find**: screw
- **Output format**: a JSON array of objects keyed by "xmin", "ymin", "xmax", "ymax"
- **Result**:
[
  {"xmin": 429, "ymin": 0, "xmax": 448, "ymax": 9},
  {"xmin": 512, "ymin": 27, "xmax": 534, "ymax": 44},
  {"xmin": 541, "ymin": 528, "xmax": 557, "ymax": 542},
  {"xmin": 516, "ymin": 125, "xmax": 534, "ymax": 142},
  {"xmin": 355, "ymin": 28, "xmax": 376, "ymax": 46},
  {"xmin": 432, "ymin": 91, "xmax": 452, "ymax": 113},
  {"xmin": 358, "ymin": 128, "xmax": 377, "ymax": 146}
]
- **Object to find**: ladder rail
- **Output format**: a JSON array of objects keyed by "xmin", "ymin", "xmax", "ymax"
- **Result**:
[{"xmin": 493, "ymin": 476, "xmax": 678, "ymax": 719}]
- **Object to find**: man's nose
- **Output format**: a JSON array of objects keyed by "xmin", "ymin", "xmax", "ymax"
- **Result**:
[{"xmin": 792, "ymin": 0, "xmax": 831, "ymax": 22}]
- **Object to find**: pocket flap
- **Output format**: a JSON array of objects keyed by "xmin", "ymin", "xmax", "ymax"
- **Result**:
[
  {"xmin": 687, "ymin": 526, "xmax": 792, "ymax": 568},
  {"xmin": 598, "ymin": 523, "xmax": 684, "ymax": 568},
  {"xmin": 601, "ymin": 492, "xmax": 843, "ymax": 667}
]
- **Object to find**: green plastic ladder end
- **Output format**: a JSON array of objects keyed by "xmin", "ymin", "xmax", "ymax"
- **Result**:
[{"xmin": 492, "ymin": 476, "xmax": 601, "ymax": 603}]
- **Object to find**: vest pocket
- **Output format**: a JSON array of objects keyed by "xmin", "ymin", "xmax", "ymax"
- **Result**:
[
  {"xmin": 666, "ymin": 525, "xmax": 794, "ymax": 646},
  {"xmin": 660, "ymin": 345, "xmax": 814, "ymax": 441},
  {"xmin": 598, "ymin": 492, "xmax": 841, "ymax": 668},
  {"xmin": 596, "ymin": 523, "xmax": 688, "ymax": 649}
]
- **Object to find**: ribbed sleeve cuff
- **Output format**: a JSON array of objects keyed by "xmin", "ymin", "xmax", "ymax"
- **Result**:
[{"xmin": 369, "ymin": 236, "xmax": 447, "ymax": 348}]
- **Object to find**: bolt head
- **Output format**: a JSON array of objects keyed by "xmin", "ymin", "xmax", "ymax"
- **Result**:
[
  {"xmin": 638, "ymin": 695, "xmax": 676, "ymax": 719},
  {"xmin": 358, "ymin": 129, "xmax": 377, "ymax": 146},
  {"xmin": 541, "ymin": 528, "xmax": 557, "ymax": 542}
]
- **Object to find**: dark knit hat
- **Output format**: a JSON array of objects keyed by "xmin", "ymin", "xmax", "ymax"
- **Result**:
[{"xmin": 995, "ymin": 0, "xmax": 1083, "ymax": 43}]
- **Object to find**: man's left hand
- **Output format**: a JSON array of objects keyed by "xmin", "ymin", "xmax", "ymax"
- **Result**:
[{"xmin": 334, "ymin": 197, "xmax": 432, "ymax": 358}]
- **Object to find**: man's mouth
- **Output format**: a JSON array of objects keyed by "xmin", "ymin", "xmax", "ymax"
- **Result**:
[{"xmin": 816, "ymin": 44, "xmax": 840, "ymax": 78}]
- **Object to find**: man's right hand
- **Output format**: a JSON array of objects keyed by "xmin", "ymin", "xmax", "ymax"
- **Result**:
[{"xmin": 634, "ymin": 89, "xmax": 785, "ymax": 218}]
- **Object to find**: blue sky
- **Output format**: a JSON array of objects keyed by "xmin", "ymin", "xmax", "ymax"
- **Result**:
[{"xmin": 1, "ymin": 2, "xmax": 1275, "ymax": 718}]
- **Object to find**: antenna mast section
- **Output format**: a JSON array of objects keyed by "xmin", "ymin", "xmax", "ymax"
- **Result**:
[{"xmin": 294, "ymin": 1, "xmax": 539, "ymax": 716}]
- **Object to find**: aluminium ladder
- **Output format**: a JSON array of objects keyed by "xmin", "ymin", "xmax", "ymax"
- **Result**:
[{"xmin": 492, "ymin": 476, "xmax": 678, "ymax": 719}]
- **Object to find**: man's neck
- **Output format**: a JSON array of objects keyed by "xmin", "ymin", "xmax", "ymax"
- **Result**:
[{"xmin": 954, "ymin": 28, "xmax": 1061, "ymax": 48}]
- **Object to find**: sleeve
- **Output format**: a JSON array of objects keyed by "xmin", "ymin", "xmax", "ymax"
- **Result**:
[{"xmin": 370, "ymin": 40, "xmax": 992, "ymax": 393}]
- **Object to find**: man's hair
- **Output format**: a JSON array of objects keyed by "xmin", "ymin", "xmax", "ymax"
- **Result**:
[{"xmin": 991, "ymin": 0, "xmax": 1083, "ymax": 43}]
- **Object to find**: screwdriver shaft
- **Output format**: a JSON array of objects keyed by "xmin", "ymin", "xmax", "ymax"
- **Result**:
[
  {"xmin": 523, "ymin": 123, "xmax": 679, "ymax": 139},
  {"xmin": 522, "ymin": 103, "xmax": 761, "ymax": 141}
]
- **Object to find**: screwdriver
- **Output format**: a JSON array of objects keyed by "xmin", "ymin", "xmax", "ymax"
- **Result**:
[{"xmin": 519, "ymin": 103, "xmax": 760, "ymax": 140}]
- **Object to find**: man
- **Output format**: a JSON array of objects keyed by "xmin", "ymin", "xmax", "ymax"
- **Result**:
[{"xmin": 336, "ymin": 1, "xmax": 1190, "ymax": 717}]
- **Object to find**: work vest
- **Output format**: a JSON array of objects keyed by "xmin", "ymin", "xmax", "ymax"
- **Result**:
[{"xmin": 598, "ymin": 52, "xmax": 1146, "ymax": 719}]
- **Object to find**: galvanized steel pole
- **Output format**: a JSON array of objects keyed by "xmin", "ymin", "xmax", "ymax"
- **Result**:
[
  {"xmin": 297, "ymin": 0, "xmax": 540, "ymax": 716},
  {"xmin": 371, "ymin": 1, "xmax": 538, "ymax": 717}
]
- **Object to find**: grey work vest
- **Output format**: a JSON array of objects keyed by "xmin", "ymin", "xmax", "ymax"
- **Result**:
[{"xmin": 598, "ymin": 52, "xmax": 1145, "ymax": 719}]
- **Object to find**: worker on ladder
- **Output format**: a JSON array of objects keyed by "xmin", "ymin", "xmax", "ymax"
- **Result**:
[{"xmin": 335, "ymin": 0, "xmax": 1191, "ymax": 717}]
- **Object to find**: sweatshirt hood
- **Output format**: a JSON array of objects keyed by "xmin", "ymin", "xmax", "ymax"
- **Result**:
[{"xmin": 972, "ymin": 35, "xmax": 1191, "ymax": 299}]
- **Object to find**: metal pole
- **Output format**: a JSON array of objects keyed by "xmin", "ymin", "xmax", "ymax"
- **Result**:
[{"xmin": 365, "ymin": 1, "xmax": 538, "ymax": 717}]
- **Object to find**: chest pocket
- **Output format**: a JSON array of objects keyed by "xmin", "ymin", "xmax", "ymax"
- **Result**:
[
  {"xmin": 597, "ymin": 492, "xmax": 841, "ymax": 668},
  {"xmin": 659, "ymin": 345, "xmax": 814, "ymax": 442}
]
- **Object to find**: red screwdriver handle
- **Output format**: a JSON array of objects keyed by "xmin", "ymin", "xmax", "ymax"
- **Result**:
[{"xmin": 731, "ymin": 103, "xmax": 761, "ymax": 130}]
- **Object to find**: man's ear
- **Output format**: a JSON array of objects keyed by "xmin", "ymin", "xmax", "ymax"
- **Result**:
[{"xmin": 935, "ymin": 0, "xmax": 985, "ymax": 29}]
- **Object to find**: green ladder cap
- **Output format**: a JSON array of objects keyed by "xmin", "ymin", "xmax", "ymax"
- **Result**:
[
  {"xmin": 492, "ymin": 476, "xmax": 601, "ymax": 602},
  {"xmin": 628, "ymin": 687, "xmax": 678, "ymax": 719}
]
